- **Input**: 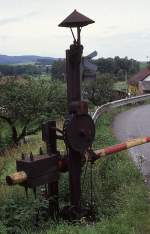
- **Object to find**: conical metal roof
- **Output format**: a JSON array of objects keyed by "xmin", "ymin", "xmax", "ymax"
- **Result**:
[{"xmin": 58, "ymin": 10, "xmax": 94, "ymax": 28}]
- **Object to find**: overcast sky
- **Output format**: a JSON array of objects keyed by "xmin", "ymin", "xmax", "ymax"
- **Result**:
[{"xmin": 0, "ymin": 0, "xmax": 150, "ymax": 60}]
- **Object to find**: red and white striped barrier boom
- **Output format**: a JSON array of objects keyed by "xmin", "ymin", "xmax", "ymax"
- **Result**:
[{"xmin": 86, "ymin": 137, "xmax": 150, "ymax": 161}]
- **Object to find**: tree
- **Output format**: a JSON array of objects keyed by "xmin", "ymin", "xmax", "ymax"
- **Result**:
[
  {"xmin": 51, "ymin": 59, "xmax": 65, "ymax": 80},
  {"xmin": 47, "ymin": 81, "xmax": 67, "ymax": 118},
  {"xmin": 95, "ymin": 57, "xmax": 114, "ymax": 74},
  {"xmin": 94, "ymin": 57, "xmax": 140, "ymax": 80},
  {"xmin": 0, "ymin": 78, "xmax": 67, "ymax": 145},
  {"xmin": 0, "ymin": 64, "xmax": 41, "ymax": 76},
  {"xmin": 82, "ymin": 73, "xmax": 113, "ymax": 106}
]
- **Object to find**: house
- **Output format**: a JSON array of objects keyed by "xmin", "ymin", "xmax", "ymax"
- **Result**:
[{"xmin": 128, "ymin": 66, "xmax": 150, "ymax": 95}]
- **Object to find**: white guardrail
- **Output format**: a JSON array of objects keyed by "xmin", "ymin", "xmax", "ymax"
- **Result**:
[{"xmin": 92, "ymin": 94, "xmax": 150, "ymax": 124}]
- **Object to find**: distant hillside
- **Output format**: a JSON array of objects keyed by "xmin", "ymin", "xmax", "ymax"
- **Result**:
[{"xmin": 0, "ymin": 54, "xmax": 57, "ymax": 65}]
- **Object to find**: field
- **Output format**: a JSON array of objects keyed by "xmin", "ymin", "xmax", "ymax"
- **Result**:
[{"xmin": 0, "ymin": 110, "xmax": 150, "ymax": 234}]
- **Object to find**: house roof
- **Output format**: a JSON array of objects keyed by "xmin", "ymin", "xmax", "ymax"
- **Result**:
[{"xmin": 128, "ymin": 67, "xmax": 150, "ymax": 85}]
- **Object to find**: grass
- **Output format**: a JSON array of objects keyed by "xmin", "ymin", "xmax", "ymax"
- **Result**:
[{"xmin": 0, "ymin": 110, "xmax": 150, "ymax": 233}]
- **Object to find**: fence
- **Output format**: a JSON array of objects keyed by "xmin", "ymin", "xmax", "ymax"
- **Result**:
[{"xmin": 92, "ymin": 94, "xmax": 150, "ymax": 123}]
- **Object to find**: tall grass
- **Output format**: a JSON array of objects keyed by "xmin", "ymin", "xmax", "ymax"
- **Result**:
[{"xmin": 0, "ymin": 111, "xmax": 150, "ymax": 234}]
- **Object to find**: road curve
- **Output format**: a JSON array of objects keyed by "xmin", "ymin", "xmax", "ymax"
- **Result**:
[{"xmin": 113, "ymin": 104, "xmax": 150, "ymax": 184}]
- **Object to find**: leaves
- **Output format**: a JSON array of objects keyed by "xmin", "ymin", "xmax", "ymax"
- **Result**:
[
  {"xmin": 0, "ymin": 78, "xmax": 67, "ymax": 145},
  {"xmin": 83, "ymin": 74, "xmax": 113, "ymax": 106},
  {"xmin": 51, "ymin": 60, "xmax": 65, "ymax": 80}
]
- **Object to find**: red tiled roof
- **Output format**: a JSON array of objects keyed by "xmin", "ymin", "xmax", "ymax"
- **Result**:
[{"xmin": 128, "ymin": 67, "xmax": 150, "ymax": 85}]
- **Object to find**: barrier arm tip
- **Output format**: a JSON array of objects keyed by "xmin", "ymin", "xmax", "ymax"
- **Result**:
[{"xmin": 86, "ymin": 136, "xmax": 150, "ymax": 161}]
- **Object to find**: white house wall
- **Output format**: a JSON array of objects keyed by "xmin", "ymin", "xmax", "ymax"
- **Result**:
[{"xmin": 144, "ymin": 75, "xmax": 150, "ymax": 81}]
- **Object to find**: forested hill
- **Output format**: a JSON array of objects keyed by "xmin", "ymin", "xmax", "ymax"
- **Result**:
[{"xmin": 0, "ymin": 54, "xmax": 56, "ymax": 65}]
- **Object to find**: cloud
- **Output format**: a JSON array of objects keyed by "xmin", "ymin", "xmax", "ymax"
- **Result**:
[
  {"xmin": 95, "ymin": 29, "xmax": 150, "ymax": 43},
  {"xmin": 106, "ymin": 25, "xmax": 119, "ymax": 31},
  {"xmin": 0, "ymin": 35, "xmax": 10, "ymax": 40},
  {"xmin": 100, "ymin": 25, "xmax": 120, "ymax": 37},
  {"xmin": 0, "ymin": 11, "xmax": 38, "ymax": 26}
]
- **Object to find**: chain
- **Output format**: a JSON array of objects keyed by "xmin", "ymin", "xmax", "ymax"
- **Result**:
[{"xmin": 63, "ymin": 114, "xmax": 74, "ymax": 148}]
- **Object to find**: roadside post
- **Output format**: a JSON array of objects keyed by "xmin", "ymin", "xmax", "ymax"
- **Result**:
[{"xmin": 58, "ymin": 10, "xmax": 95, "ymax": 218}]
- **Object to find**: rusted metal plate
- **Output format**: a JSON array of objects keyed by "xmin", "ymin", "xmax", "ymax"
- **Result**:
[
  {"xmin": 17, "ymin": 154, "xmax": 58, "ymax": 176},
  {"xmin": 83, "ymin": 58, "xmax": 97, "ymax": 72},
  {"xmin": 58, "ymin": 10, "xmax": 94, "ymax": 28},
  {"xmin": 26, "ymin": 170, "xmax": 59, "ymax": 188},
  {"xmin": 42, "ymin": 121, "xmax": 57, "ymax": 154},
  {"xmin": 16, "ymin": 154, "xmax": 59, "ymax": 187}
]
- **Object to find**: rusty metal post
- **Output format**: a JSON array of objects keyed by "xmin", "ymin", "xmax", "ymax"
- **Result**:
[
  {"xmin": 66, "ymin": 44, "xmax": 83, "ymax": 106},
  {"xmin": 66, "ymin": 44, "xmax": 83, "ymax": 209},
  {"xmin": 42, "ymin": 121, "xmax": 57, "ymax": 155},
  {"xmin": 42, "ymin": 121, "xmax": 59, "ymax": 219},
  {"xmin": 59, "ymin": 10, "xmax": 95, "ymax": 217},
  {"xmin": 69, "ymin": 148, "xmax": 82, "ymax": 207}
]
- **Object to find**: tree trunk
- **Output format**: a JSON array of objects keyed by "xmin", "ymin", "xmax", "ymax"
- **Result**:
[
  {"xmin": 0, "ymin": 115, "xmax": 41, "ymax": 146},
  {"xmin": 11, "ymin": 125, "xmax": 18, "ymax": 145}
]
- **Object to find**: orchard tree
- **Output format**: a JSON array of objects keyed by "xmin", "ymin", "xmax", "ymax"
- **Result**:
[
  {"xmin": 47, "ymin": 81, "xmax": 67, "ymax": 118},
  {"xmin": 95, "ymin": 57, "xmax": 140, "ymax": 80},
  {"xmin": 83, "ymin": 73, "xmax": 113, "ymax": 106},
  {"xmin": 0, "ymin": 78, "xmax": 67, "ymax": 145},
  {"xmin": 51, "ymin": 59, "xmax": 65, "ymax": 80},
  {"xmin": 0, "ymin": 64, "xmax": 41, "ymax": 76}
]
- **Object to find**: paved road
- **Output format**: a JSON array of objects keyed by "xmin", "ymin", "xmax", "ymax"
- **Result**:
[{"xmin": 113, "ymin": 104, "xmax": 150, "ymax": 184}]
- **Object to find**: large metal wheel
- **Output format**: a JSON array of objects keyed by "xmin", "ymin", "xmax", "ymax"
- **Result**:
[{"xmin": 63, "ymin": 114, "xmax": 95, "ymax": 153}]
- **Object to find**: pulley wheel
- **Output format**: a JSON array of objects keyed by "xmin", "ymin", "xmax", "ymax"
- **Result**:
[{"xmin": 63, "ymin": 114, "xmax": 95, "ymax": 153}]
